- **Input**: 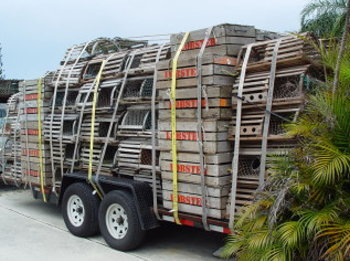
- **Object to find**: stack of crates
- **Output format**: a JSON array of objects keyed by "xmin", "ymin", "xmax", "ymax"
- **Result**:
[
  {"xmin": 20, "ymin": 79, "xmax": 53, "ymax": 187},
  {"xmin": 157, "ymin": 24, "xmax": 277, "ymax": 219}
]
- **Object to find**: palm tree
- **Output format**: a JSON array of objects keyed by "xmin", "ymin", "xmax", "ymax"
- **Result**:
[
  {"xmin": 301, "ymin": 0, "xmax": 348, "ymax": 37},
  {"xmin": 333, "ymin": 0, "xmax": 350, "ymax": 93},
  {"xmin": 221, "ymin": 41, "xmax": 350, "ymax": 261}
]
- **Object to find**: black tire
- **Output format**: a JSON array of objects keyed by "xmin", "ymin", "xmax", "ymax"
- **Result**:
[
  {"xmin": 99, "ymin": 190, "xmax": 145, "ymax": 251},
  {"xmin": 62, "ymin": 182, "xmax": 100, "ymax": 237}
]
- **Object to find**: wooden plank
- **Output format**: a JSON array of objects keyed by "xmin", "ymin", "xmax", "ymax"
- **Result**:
[
  {"xmin": 158, "ymin": 85, "xmax": 232, "ymax": 100},
  {"xmin": 156, "ymin": 55, "xmax": 237, "ymax": 70},
  {"xmin": 171, "ymin": 37, "xmax": 256, "ymax": 52},
  {"xmin": 159, "ymin": 139, "xmax": 231, "ymax": 154},
  {"xmin": 158, "ymin": 131, "xmax": 228, "ymax": 141},
  {"xmin": 157, "ymin": 64, "xmax": 235, "ymax": 81},
  {"xmin": 174, "ymin": 44, "xmax": 246, "ymax": 59},
  {"xmin": 160, "ymin": 160, "xmax": 231, "ymax": 176},
  {"xmin": 162, "ymin": 180, "xmax": 230, "ymax": 197},
  {"xmin": 163, "ymin": 201, "xmax": 226, "ymax": 219},
  {"xmin": 158, "ymin": 98, "xmax": 230, "ymax": 110},
  {"xmin": 160, "ymin": 151, "xmax": 232, "ymax": 164},
  {"xmin": 156, "ymin": 75, "xmax": 234, "ymax": 89},
  {"xmin": 158, "ymin": 107, "xmax": 232, "ymax": 120},
  {"xmin": 159, "ymin": 119, "xmax": 230, "ymax": 132},
  {"xmin": 161, "ymin": 171, "xmax": 231, "ymax": 186},
  {"xmin": 162, "ymin": 190, "xmax": 227, "ymax": 209},
  {"xmin": 170, "ymin": 24, "xmax": 256, "ymax": 44}
]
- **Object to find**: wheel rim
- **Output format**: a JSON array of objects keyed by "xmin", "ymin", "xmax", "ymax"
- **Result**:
[
  {"xmin": 105, "ymin": 203, "xmax": 128, "ymax": 239},
  {"xmin": 67, "ymin": 194, "xmax": 85, "ymax": 227}
]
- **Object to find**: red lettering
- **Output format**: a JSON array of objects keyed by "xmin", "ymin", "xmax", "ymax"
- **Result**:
[
  {"xmin": 25, "ymin": 170, "xmax": 40, "ymax": 177},
  {"xmin": 170, "ymin": 193, "xmax": 203, "ymax": 206},
  {"xmin": 25, "ymin": 108, "xmax": 38, "ymax": 114},
  {"xmin": 170, "ymin": 164, "xmax": 207, "ymax": 175},
  {"xmin": 163, "ymin": 67, "xmax": 197, "ymax": 79},
  {"xmin": 182, "ymin": 38, "xmax": 217, "ymax": 51},
  {"xmin": 22, "ymin": 129, "xmax": 39, "ymax": 135},
  {"xmin": 25, "ymin": 94, "xmax": 38, "ymax": 101},
  {"xmin": 22, "ymin": 149, "xmax": 40, "ymax": 157},
  {"xmin": 165, "ymin": 132, "xmax": 200, "ymax": 141},
  {"xmin": 168, "ymin": 99, "xmax": 207, "ymax": 109}
]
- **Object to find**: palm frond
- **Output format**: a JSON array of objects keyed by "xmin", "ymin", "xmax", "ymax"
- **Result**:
[
  {"xmin": 300, "ymin": 0, "xmax": 348, "ymax": 37},
  {"xmin": 278, "ymin": 221, "xmax": 306, "ymax": 249},
  {"xmin": 221, "ymin": 233, "xmax": 245, "ymax": 259},
  {"xmin": 317, "ymin": 220, "xmax": 350, "ymax": 258},
  {"xmin": 246, "ymin": 229, "xmax": 273, "ymax": 250},
  {"xmin": 311, "ymin": 142, "xmax": 350, "ymax": 186},
  {"xmin": 298, "ymin": 204, "xmax": 340, "ymax": 236}
]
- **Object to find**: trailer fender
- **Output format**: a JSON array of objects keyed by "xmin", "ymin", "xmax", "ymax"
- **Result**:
[{"xmin": 59, "ymin": 173, "xmax": 159, "ymax": 231}]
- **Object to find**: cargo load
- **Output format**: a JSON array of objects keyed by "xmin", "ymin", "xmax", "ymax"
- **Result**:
[{"xmin": 0, "ymin": 24, "xmax": 322, "ymax": 250}]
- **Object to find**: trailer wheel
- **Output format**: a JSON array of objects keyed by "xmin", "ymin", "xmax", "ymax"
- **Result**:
[
  {"xmin": 99, "ymin": 190, "xmax": 145, "ymax": 251},
  {"xmin": 62, "ymin": 182, "xmax": 100, "ymax": 237}
]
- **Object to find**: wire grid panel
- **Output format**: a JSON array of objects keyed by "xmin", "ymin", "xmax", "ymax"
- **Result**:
[
  {"xmin": 123, "ymin": 78, "xmax": 153, "ymax": 100},
  {"xmin": 119, "ymin": 109, "xmax": 151, "ymax": 131}
]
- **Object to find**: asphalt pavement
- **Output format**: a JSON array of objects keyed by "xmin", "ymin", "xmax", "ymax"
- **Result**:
[{"xmin": 0, "ymin": 187, "xmax": 225, "ymax": 261}]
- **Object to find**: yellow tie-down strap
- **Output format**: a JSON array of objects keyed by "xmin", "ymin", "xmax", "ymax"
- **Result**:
[
  {"xmin": 171, "ymin": 32, "xmax": 190, "ymax": 224},
  {"xmin": 88, "ymin": 60, "xmax": 107, "ymax": 199},
  {"xmin": 37, "ymin": 78, "xmax": 47, "ymax": 202}
]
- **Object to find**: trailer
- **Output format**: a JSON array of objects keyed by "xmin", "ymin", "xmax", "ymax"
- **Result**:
[{"xmin": 0, "ymin": 24, "xmax": 320, "ymax": 251}]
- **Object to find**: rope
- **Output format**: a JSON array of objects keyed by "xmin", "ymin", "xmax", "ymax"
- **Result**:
[{"xmin": 196, "ymin": 26, "xmax": 213, "ymax": 231}]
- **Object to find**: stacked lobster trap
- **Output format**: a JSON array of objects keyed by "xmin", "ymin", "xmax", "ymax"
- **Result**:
[
  {"xmin": 226, "ymin": 33, "xmax": 320, "ymax": 220},
  {"xmin": 0, "ymin": 24, "xmax": 322, "ymax": 234},
  {"xmin": 1, "ymin": 92, "xmax": 22, "ymax": 185},
  {"xmin": 39, "ymin": 38, "xmax": 171, "ymax": 194},
  {"xmin": 157, "ymin": 24, "xmax": 281, "ymax": 221}
]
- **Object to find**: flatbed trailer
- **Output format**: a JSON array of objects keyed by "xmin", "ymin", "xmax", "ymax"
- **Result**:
[{"xmin": 1, "ymin": 24, "xmax": 320, "ymax": 251}]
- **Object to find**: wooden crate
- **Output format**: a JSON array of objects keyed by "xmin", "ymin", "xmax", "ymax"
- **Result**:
[
  {"xmin": 156, "ymin": 54, "xmax": 237, "ymax": 71},
  {"xmin": 162, "ymin": 180, "xmax": 230, "ymax": 197},
  {"xmin": 158, "ymin": 85, "xmax": 232, "ymax": 100},
  {"xmin": 158, "ymin": 119, "xmax": 230, "ymax": 132},
  {"xmin": 158, "ymin": 131, "xmax": 228, "ymax": 142},
  {"xmin": 156, "ymin": 75, "xmax": 234, "ymax": 89},
  {"xmin": 160, "ymin": 151, "xmax": 232, "ymax": 164},
  {"xmin": 157, "ymin": 64, "xmax": 235, "ymax": 81},
  {"xmin": 161, "ymin": 171, "xmax": 231, "ymax": 187},
  {"xmin": 162, "ymin": 201, "xmax": 226, "ymax": 219},
  {"xmin": 160, "ymin": 159, "xmax": 231, "ymax": 177},
  {"xmin": 158, "ymin": 107, "xmax": 232, "ymax": 120},
  {"xmin": 159, "ymin": 139, "xmax": 231, "ymax": 154}
]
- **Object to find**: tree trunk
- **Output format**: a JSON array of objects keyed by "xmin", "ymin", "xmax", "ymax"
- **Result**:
[{"xmin": 333, "ymin": 0, "xmax": 350, "ymax": 94}]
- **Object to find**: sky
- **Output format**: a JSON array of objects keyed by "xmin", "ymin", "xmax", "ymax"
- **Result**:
[{"xmin": 0, "ymin": 0, "xmax": 310, "ymax": 79}]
